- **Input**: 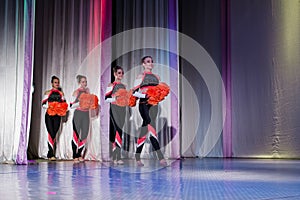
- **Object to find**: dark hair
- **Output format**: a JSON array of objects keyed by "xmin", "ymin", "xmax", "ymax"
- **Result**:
[
  {"xmin": 51, "ymin": 75, "xmax": 59, "ymax": 83},
  {"xmin": 76, "ymin": 75, "xmax": 87, "ymax": 83},
  {"xmin": 141, "ymin": 56, "xmax": 153, "ymax": 64},
  {"xmin": 112, "ymin": 65, "xmax": 123, "ymax": 73}
]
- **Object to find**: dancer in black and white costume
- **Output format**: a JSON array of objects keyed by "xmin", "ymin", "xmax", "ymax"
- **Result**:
[
  {"xmin": 132, "ymin": 56, "xmax": 167, "ymax": 167},
  {"xmin": 105, "ymin": 66, "xmax": 127, "ymax": 165},
  {"xmin": 70, "ymin": 75, "xmax": 91, "ymax": 162},
  {"xmin": 42, "ymin": 76, "xmax": 66, "ymax": 161}
]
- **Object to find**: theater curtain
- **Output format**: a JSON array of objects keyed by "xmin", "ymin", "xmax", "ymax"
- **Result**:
[
  {"xmin": 0, "ymin": 0, "xmax": 35, "ymax": 164},
  {"xmin": 231, "ymin": 0, "xmax": 300, "ymax": 158},
  {"xmin": 179, "ymin": 0, "xmax": 224, "ymax": 157}
]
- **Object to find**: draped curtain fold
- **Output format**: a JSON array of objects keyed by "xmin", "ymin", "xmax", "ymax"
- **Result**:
[
  {"xmin": 0, "ymin": 0, "xmax": 35, "ymax": 164},
  {"xmin": 179, "ymin": 0, "xmax": 223, "ymax": 157},
  {"xmin": 231, "ymin": 0, "xmax": 300, "ymax": 158}
]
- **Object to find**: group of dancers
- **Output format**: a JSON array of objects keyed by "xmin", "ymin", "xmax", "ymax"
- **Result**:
[{"xmin": 42, "ymin": 56, "xmax": 169, "ymax": 167}]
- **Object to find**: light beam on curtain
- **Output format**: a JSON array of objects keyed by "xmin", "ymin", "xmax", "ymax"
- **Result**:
[{"xmin": 179, "ymin": 0, "xmax": 223, "ymax": 157}]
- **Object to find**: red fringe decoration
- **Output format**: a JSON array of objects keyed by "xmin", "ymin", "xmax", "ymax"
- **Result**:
[
  {"xmin": 47, "ymin": 102, "xmax": 68, "ymax": 116},
  {"xmin": 146, "ymin": 82, "xmax": 170, "ymax": 105}
]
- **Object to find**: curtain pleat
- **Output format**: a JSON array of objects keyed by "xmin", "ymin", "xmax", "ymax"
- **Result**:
[
  {"xmin": 231, "ymin": 0, "xmax": 300, "ymax": 158},
  {"xmin": 179, "ymin": 0, "xmax": 223, "ymax": 157},
  {"xmin": 0, "ymin": 0, "xmax": 35, "ymax": 164}
]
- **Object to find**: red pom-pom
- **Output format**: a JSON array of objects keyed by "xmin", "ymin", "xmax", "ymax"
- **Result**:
[
  {"xmin": 56, "ymin": 102, "xmax": 68, "ymax": 116},
  {"xmin": 79, "ymin": 93, "xmax": 91, "ymax": 109},
  {"xmin": 47, "ymin": 102, "xmax": 58, "ymax": 116},
  {"xmin": 128, "ymin": 90, "xmax": 137, "ymax": 107},
  {"xmin": 157, "ymin": 82, "xmax": 170, "ymax": 101},
  {"xmin": 114, "ymin": 88, "xmax": 130, "ymax": 107},
  {"xmin": 47, "ymin": 101, "xmax": 68, "ymax": 116},
  {"xmin": 90, "ymin": 94, "xmax": 99, "ymax": 109},
  {"xmin": 78, "ymin": 93, "xmax": 99, "ymax": 109},
  {"xmin": 146, "ymin": 83, "xmax": 170, "ymax": 105}
]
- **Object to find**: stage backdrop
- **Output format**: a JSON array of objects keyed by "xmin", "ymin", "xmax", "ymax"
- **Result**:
[
  {"xmin": 179, "ymin": 0, "xmax": 224, "ymax": 157},
  {"xmin": 230, "ymin": 0, "xmax": 300, "ymax": 158},
  {"xmin": 179, "ymin": 0, "xmax": 300, "ymax": 159},
  {"xmin": 2, "ymin": 0, "xmax": 300, "ymax": 164}
]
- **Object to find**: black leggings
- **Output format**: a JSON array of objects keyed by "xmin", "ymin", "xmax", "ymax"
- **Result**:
[
  {"xmin": 135, "ymin": 103, "xmax": 164, "ymax": 161},
  {"xmin": 72, "ymin": 110, "xmax": 90, "ymax": 158},
  {"xmin": 45, "ymin": 113, "xmax": 61, "ymax": 158},
  {"xmin": 110, "ymin": 104, "xmax": 126, "ymax": 160}
]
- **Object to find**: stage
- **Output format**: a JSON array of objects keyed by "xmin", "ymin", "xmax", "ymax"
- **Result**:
[{"xmin": 1, "ymin": 158, "xmax": 300, "ymax": 199}]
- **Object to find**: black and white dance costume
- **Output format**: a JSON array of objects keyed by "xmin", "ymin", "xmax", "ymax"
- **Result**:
[
  {"xmin": 70, "ymin": 88, "xmax": 90, "ymax": 159},
  {"xmin": 42, "ymin": 89, "xmax": 65, "ymax": 159},
  {"xmin": 105, "ymin": 82, "xmax": 127, "ymax": 161},
  {"xmin": 134, "ymin": 72, "xmax": 165, "ymax": 161}
]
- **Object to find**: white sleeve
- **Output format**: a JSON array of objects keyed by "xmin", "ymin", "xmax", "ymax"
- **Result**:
[
  {"xmin": 42, "ymin": 95, "xmax": 48, "ymax": 109},
  {"xmin": 70, "ymin": 95, "xmax": 77, "ymax": 103},
  {"xmin": 70, "ymin": 96, "xmax": 79, "ymax": 109},
  {"xmin": 42, "ymin": 101, "xmax": 48, "ymax": 109},
  {"xmin": 133, "ymin": 91, "xmax": 146, "ymax": 98},
  {"xmin": 105, "ymin": 86, "xmax": 113, "ymax": 96},
  {"xmin": 105, "ymin": 97, "xmax": 116, "ymax": 103},
  {"xmin": 70, "ymin": 102, "xmax": 79, "ymax": 109}
]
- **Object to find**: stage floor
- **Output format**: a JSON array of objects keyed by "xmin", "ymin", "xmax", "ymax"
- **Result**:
[{"xmin": 1, "ymin": 158, "xmax": 300, "ymax": 199}]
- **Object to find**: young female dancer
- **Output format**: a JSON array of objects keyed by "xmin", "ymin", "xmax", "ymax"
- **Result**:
[
  {"xmin": 70, "ymin": 75, "xmax": 91, "ymax": 162},
  {"xmin": 42, "ymin": 76, "xmax": 67, "ymax": 160},
  {"xmin": 105, "ymin": 66, "xmax": 127, "ymax": 165},
  {"xmin": 132, "ymin": 56, "xmax": 168, "ymax": 167}
]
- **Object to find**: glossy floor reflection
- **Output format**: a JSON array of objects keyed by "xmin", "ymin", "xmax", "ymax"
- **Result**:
[{"xmin": 1, "ymin": 158, "xmax": 300, "ymax": 200}]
